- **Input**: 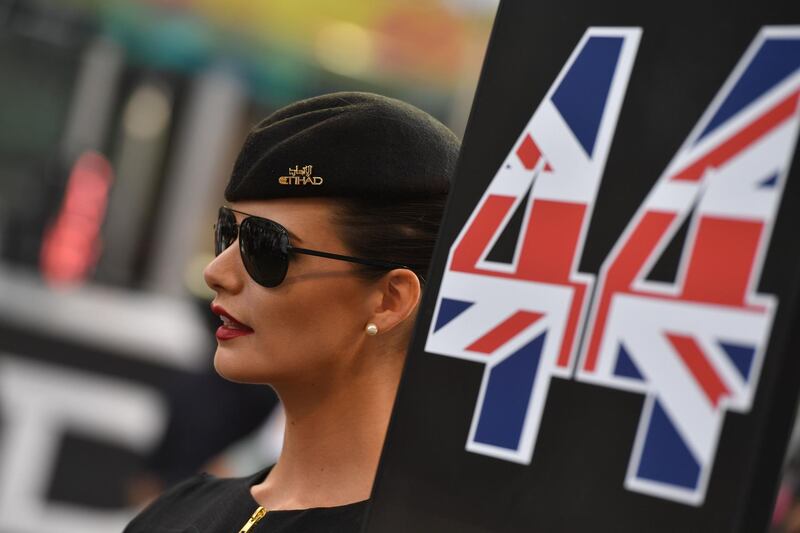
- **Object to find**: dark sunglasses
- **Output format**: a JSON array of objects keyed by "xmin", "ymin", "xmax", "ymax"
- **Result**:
[{"xmin": 214, "ymin": 206, "xmax": 411, "ymax": 288}]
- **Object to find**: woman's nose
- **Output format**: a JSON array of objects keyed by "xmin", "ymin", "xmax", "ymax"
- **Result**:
[{"xmin": 203, "ymin": 243, "xmax": 245, "ymax": 294}]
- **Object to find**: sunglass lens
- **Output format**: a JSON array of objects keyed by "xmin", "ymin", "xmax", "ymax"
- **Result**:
[
  {"xmin": 215, "ymin": 207, "xmax": 237, "ymax": 256},
  {"xmin": 239, "ymin": 218, "xmax": 289, "ymax": 287}
]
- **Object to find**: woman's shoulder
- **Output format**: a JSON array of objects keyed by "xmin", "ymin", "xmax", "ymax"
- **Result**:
[
  {"xmin": 124, "ymin": 468, "xmax": 269, "ymax": 533},
  {"xmin": 124, "ymin": 466, "xmax": 370, "ymax": 533}
]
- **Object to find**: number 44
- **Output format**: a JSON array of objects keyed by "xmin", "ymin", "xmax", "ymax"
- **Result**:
[{"xmin": 425, "ymin": 26, "xmax": 800, "ymax": 506}]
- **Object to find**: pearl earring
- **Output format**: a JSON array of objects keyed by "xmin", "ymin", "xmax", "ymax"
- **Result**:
[{"xmin": 365, "ymin": 323, "xmax": 378, "ymax": 336}]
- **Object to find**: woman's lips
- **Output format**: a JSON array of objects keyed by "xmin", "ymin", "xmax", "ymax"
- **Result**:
[
  {"xmin": 210, "ymin": 303, "xmax": 254, "ymax": 341},
  {"xmin": 215, "ymin": 326, "xmax": 253, "ymax": 340}
]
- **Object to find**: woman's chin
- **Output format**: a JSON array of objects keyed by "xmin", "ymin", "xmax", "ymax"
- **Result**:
[{"xmin": 213, "ymin": 347, "xmax": 265, "ymax": 384}]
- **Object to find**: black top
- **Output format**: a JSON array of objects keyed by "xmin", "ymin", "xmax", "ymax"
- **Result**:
[{"xmin": 123, "ymin": 467, "xmax": 369, "ymax": 533}]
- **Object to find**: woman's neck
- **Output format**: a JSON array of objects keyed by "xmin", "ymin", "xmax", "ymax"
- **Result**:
[{"xmin": 250, "ymin": 351, "xmax": 403, "ymax": 510}]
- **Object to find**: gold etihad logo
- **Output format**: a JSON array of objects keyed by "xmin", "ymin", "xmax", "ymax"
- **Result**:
[{"xmin": 278, "ymin": 165, "xmax": 323, "ymax": 186}]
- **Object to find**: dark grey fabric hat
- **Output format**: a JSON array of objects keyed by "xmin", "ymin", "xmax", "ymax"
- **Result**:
[{"xmin": 224, "ymin": 92, "xmax": 461, "ymax": 202}]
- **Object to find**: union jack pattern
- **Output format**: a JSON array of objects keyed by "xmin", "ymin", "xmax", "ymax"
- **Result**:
[
  {"xmin": 578, "ymin": 27, "xmax": 800, "ymax": 505},
  {"xmin": 425, "ymin": 25, "xmax": 800, "ymax": 506},
  {"xmin": 425, "ymin": 28, "xmax": 641, "ymax": 464}
]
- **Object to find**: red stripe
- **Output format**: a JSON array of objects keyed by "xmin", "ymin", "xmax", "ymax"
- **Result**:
[
  {"xmin": 453, "ymin": 198, "xmax": 589, "ymax": 368},
  {"xmin": 671, "ymin": 90, "xmax": 799, "ymax": 182},
  {"xmin": 558, "ymin": 283, "xmax": 585, "ymax": 368},
  {"xmin": 452, "ymin": 195, "xmax": 516, "ymax": 272},
  {"xmin": 681, "ymin": 216, "xmax": 763, "ymax": 306},
  {"xmin": 517, "ymin": 200, "xmax": 586, "ymax": 282},
  {"xmin": 517, "ymin": 134, "xmax": 542, "ymax": 170},
  {"xmin": 466, "ymin": 311, "xmax": 543, "ymax": 354},
  {"xmin": 666, "ymin": 333, "xmax": 729, "ymax": 408},
  {"xmin": 583, "ymin": 211, "xmax": 676, "ymax": 372},
  {"xmin": 513, "ymin": 199, "xmax": 587, "ymax": 367}
]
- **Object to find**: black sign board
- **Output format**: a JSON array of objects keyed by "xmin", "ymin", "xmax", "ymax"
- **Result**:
[{"xmin": 366, "ymin": 1, "xmax": 800, "ymax": 531}]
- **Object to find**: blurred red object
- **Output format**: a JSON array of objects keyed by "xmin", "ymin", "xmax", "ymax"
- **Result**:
[{"xmin": 40, "ymin": 151, "xmax": 114, "ymax": 286}]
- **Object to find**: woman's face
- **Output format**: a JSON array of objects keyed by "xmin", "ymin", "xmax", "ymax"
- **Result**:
[{"xmin": 203, "ymin": 197, "xmax": 379, "ymax": 388}]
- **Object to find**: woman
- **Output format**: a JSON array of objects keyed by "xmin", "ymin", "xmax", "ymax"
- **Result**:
[{"xmin": 124, "ymin": 92, "xmax": 461, "ymax": 532}]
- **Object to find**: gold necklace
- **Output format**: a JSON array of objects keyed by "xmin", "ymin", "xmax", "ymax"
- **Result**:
[{"xmin": 238, "ymin": 506, "xmax": 267, "ymax": 532}]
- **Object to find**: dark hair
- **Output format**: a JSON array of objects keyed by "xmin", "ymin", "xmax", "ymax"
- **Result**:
[{"xmin": 333, "ymin": 194, "xmax": 448, "ymax": 287}]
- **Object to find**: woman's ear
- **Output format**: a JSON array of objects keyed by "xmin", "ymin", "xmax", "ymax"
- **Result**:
[{"xmin": 369, "ymin": 269, "xmax": 422, "ymax": 335}]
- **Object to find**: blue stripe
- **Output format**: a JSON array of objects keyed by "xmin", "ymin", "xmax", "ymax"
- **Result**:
[
  {"xmin": 697, "ymin": 38, "xmax": 800, "ymax": 143},
  {"xmin": 758, "ymin": 172, "xmax": 779, "ymax": 189},
  {"xmin": 613, "ymin": 343, "xmax": 644, "ymax": 381},
  {"xmin": 719, "ymin": 341, "xmax": 756, "ymax": 382},
  {"xmin": 551, "ymin": 36, "xmax": 624, "ymax": 156},
  {"xmin": 473, "ymin": 332, "xmax": 546, "ymax": 451},
  {"xmin": 637, "ymin": 400, "xmax": 700, "ymax": 490},
  {"xmin": 433, "ymin": 298, "xmax": 474, "ymax": 332}
]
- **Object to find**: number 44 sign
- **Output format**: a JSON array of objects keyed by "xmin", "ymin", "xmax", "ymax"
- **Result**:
[{"xmin": 426, "ymin": 26, "xmax": 800, "ymax": 506}]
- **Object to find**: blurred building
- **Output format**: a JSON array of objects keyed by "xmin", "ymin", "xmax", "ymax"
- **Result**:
[{"xmin": 0, "ymin": 1, "xmax": 496, "ymax": 532}]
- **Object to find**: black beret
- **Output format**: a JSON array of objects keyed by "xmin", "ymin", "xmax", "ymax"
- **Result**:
[{"xmin": 225, "ymin": 92, "xmax": 461, "ymax": 202}]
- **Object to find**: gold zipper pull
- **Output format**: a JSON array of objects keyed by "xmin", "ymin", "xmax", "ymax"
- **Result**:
[{"xmin": 238, "ymin": 506, "xmax": 267, "ymax": 533}]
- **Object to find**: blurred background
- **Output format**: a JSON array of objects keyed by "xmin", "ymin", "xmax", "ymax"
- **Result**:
[
  {"xmin": 0, "ymin": 0, "xmax": 495, "ymax": 531},
  {"xmin": 2, "ymin": 1, "xmax": 800, "ymax": 533}
]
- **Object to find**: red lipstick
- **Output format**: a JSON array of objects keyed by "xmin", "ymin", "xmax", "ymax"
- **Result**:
[{"xmin": 210, "ymin": 303, "xmax": 254, "ymax": 341}]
